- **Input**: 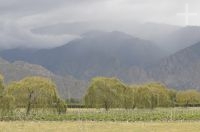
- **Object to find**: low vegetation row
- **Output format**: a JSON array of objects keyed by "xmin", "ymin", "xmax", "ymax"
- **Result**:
[{"xmin": 1, "ymin": 108, "xmax": 200, "ymax": 122}]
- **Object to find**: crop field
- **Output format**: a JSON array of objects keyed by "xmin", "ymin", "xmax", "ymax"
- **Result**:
[
  {"xmin": 1, "ymin": 107, "xmax": 200, "ymax": 122},
  {"xmin": 0, "ymin": 121, "xmax": 200, "ymax": 132},
  {"xmin": 1, "ymin": 108, "xmax": 200, "ymax": 131}
]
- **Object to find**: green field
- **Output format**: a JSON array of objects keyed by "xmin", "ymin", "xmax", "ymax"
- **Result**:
[
  {"xmin": 1, "ymin": 107, "xmax": 200, "ymax": 122},
  {"xmin": 1, "ymin": 108, "xmax": 200, "ymax": 131},
  {"xmin": 0, "ymin": 121, "xmax": 200, "ymax": 132}
]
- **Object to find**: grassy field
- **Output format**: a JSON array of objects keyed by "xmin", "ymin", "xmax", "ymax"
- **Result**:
[
  {"xmin": 1, "ymin": 108, "xmax": 200, "ymax": 131},
  {"xmin": 1, "ymin": 107, "xmax": 200, "ymax": 121},
  {"xmin": 0, "ymin": 121, "xmax": 200, "ymax": 132}
]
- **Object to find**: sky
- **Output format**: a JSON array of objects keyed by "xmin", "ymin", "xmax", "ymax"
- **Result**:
[{"xmin": 0, "ymin": 0, "xmax": 200, "ymax": 49}]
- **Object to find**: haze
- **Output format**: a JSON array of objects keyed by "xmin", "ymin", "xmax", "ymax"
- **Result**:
[{"xmin": 0, "ymin": 0, "xmax": 200, "ymax": 49}]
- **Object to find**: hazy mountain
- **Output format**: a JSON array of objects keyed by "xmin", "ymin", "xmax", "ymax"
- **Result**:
[
  {"xmin": 2, "ymin": 28, "xmax": 200, "ymax": 93},
  {"xmin": 157, "ymin": 26, "xmax": 200, "ymax": 53},
  {"xmin": 0, "ymin": 31, "xmax": 164, "ymax": 82},
  {"xmin": 31, "ymin": 22, "xmax": 182, "ymax": 55},
  {"xmin": 0, "ymin": 58, "xmax": 87, "ymax": 99},
  {"xmin": 31, "ymin": 22, "xmax": 180, "ymax": 44},
  {"xmin": 31, "ymin": 21, "xmax": 141, "ymax": 36},
  {"xmin": 130, "ymin": 22, "xmax": 181, "ymax": 43},
  {"xmin": 149, "ymin": 42, "xmax": 200, "ymax": 89}
]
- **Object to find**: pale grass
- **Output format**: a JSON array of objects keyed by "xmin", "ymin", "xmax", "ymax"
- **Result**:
[{"xmin": 0, "ymin": 121, "xmax": 200, "ymax": 132}]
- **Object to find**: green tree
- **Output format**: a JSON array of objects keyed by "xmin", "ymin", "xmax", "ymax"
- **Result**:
[
  {"xmin": 0, "ymin": 74, "xmax": 4, "ymax": 97},
  {"xmin": 134, "ymin": 83, "xmax": 171, "ymax": 109},
  {"xmin": 146, "ymin": 83, "xmax": 171, "ymax": 107},
  {"xmin": 56, "ymin": 98, "xmax": 67, "ymax": 114},
  {"xmin": 122, "ymin": 87, "xmax": 135, "ymax": 109},
  {"xmin": 0, "ymin": 95, "xmax": 15, "ymax": 114},
  {"xmin": 134, "ymin": 86, "xmax": 156, "ymax": 109},
  {"xmin": 6, "ymin": 76, "xmax": 60, "ymax": 115},
  {"xmin": 176, "ymin": 90, "xmax": 200, "ymax": 107},
  {"xmin": 0, "ymin": 74, "xmax": 15, "ymax": 114},
  {"xmin": 84, "ymin": 77, "xmax": 126, "ymax": 111},
  {"xmin": 168, "ymin": 89, "xmax": 177, "ymax": 107}
]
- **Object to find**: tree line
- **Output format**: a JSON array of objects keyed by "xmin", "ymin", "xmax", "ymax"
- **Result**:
[
  {"xmin": 0, "ymin": 74, "xmax": 66, "ymax": 115},
  {"xmin": 1, "ymin": 74, "xmax": 200, "ymax": 113},
  {"xmin": 84, "ymin": 77, "xmax": 200, "ymax": 110}
]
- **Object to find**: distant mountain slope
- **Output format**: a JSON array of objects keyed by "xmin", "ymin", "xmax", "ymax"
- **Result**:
[
  {"xmin": 157, "ymin": 26, "xmax": 200, "ymax": 53},
  {"xmin": 0, "ymin": 31, "xmax": 164, "ymax": 82},
  {"xmin": 2, "ymin": 29, "xmax": 200, "ymax": 91},
  {"xmin": 149, "ymin": 42, "xmax": 200, "ymax": 89},
  {"xmin": 0, "ymin": 58, "xmax": 87, "ymax": 99}
]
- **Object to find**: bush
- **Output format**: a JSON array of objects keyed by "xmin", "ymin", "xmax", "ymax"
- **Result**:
[
  {"xmin": 0, "ymin": 95, "xmax": 15, "ymax": 114},
  {"xmin": 56, "ymin": 99, "xmax": 67, "ymax": 114}
]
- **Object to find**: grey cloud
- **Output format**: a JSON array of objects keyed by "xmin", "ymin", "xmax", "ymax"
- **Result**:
[
  {"xmin": 0, "ymin": 0, "xmax": 69, "ymax": 16},
  {"xmin": 0, "ymin": 0, "xmax": 200, "ymax": 49},
  {"xmin": 0, "ymin": 21, "xmax": 79, "ymax": 49}
]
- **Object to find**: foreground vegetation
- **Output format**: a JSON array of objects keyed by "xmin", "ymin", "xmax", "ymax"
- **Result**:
[
  {"xmin": 1, "ymin": 108, "xmax": 200, "ymax": 122},
  {"xmin": 0, "ymin": 74, "xmax": 66, "ymax": 115},
  {"xmin": 1, "ymin": 74, "xmax": 200, "ymax": 123},
  {"xmin": 1, "ymin": 121, "xmax": 200, "ymax": 132},
  {"xmin": 85, "ymin": 77, "xmax": 200, "ymax": 110}
]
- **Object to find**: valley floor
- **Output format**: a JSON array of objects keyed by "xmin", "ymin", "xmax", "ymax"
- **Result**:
[{"xmin": 0, "ymin": 121, "xmax": 200, "ymax": 132}]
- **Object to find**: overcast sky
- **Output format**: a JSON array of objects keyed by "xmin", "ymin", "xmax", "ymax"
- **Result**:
[{"xmin": 0, "ymin": 0, "xmax": 200, "ymax": 49}]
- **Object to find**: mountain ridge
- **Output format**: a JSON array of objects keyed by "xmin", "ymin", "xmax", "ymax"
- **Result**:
[
  {"xmin": 0, "ymin": 57, "xmax": 87, "ymax": 99},
  {"xmin": 148, "ymin": 41, "xmax": 200, "ymax": 89},
  {"xmin": 1, "ymin": 29, "xmax": 200, "ymax": 95},
  {"xmin": 0, "ymin": 31, "xmax": 165, "ymax": 82}
]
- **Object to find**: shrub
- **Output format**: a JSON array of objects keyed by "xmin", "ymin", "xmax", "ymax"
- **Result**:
[
  {"xmin": 56, "ymin": 98, "xmax": 67, "ymax": 114},
  {"xmin": 0, "ymin": 95, "xmax": 15, "ymax": 114}
]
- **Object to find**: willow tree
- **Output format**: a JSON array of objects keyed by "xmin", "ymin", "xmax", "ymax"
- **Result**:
[
  {"xmin": 134, "ymin": 86, "xmax": 156, "ymax": 109},
  {"xmin": 133, "ymin": 83, "xmax": 171, "ymax": 109},
  {"xmin": 122, "ymin": 86, "xmax": 135, "ymax": 109},
  {"xmin": 0, "ymin": 74, "xmax": 4, "ymax": 96},
  {"xmin": 84, "ymin": 77, "xmax": 126, "ymax": 111},
  {"xmin": 0, "ymin": 95, "xmax": 15, "ymax": 114},
  {"xmin": 6, "ymin": 76, "xmax": 60, "ymax": 115},
  {"xmin": 146, "ymin": 83, "xmax": 171, "ymax": 107},
  {"xmin": 0, "ymin": 74, "xmax": 15, "ymax": 114},
  {"xmin": 168, "ymin": 89, "xmax": 177, "ymax": 107},
  {"xmin": 176, "ymin": 90, "xmax": 200, "ymax": 107}
]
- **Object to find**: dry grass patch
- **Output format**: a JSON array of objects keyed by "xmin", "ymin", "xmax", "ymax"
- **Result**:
[{"xmin": 0, "ymin": 121, "xmax": 200, "ymax": 132}]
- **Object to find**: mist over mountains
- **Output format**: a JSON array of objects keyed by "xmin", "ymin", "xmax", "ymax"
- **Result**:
[
  {"xmin": 31, "ymin": 22, "xmax": 200, "ymax": 54},
  {"xmin": 1, "ymin": 23, "xmax": 200, "ymax": 98},
  {"xmin": 0, "ymin": 30, "xmax": 164, "ymax": 81}
]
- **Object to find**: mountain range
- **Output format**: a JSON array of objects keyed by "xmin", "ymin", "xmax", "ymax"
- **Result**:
[
  {"xmin": 149, "ymin": 41, "xmax": 200, "ymax": 89},
  {"xmin": 156, "ymin": 26, "xmax": 200, "ymax": 53},
  {"xmin": 1, "ymin": 24, "xmax": 200, "ymax": 98},
  {"xmin": 0, "ymin": 31, "xmax": 165, "ymax": 82}
]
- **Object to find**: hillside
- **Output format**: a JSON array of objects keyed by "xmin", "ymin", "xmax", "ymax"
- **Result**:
[
  {"xmin": 0, "ymin": 58, "xmax": 87, "ymax": 99},
  {"xmin": 0, "ymin": 31, "xmax": 164, "ymax": 83},
  {"xmin": 2, "ymin": 29, "xmax": 200, "ymax": 91},
  {"xmin": 149, "ymin": 42, "xmax": 200, "ymax": 89},
  {"xmin": 156, "ymin": 26, "xmax": 200, "ymax": 53}
]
